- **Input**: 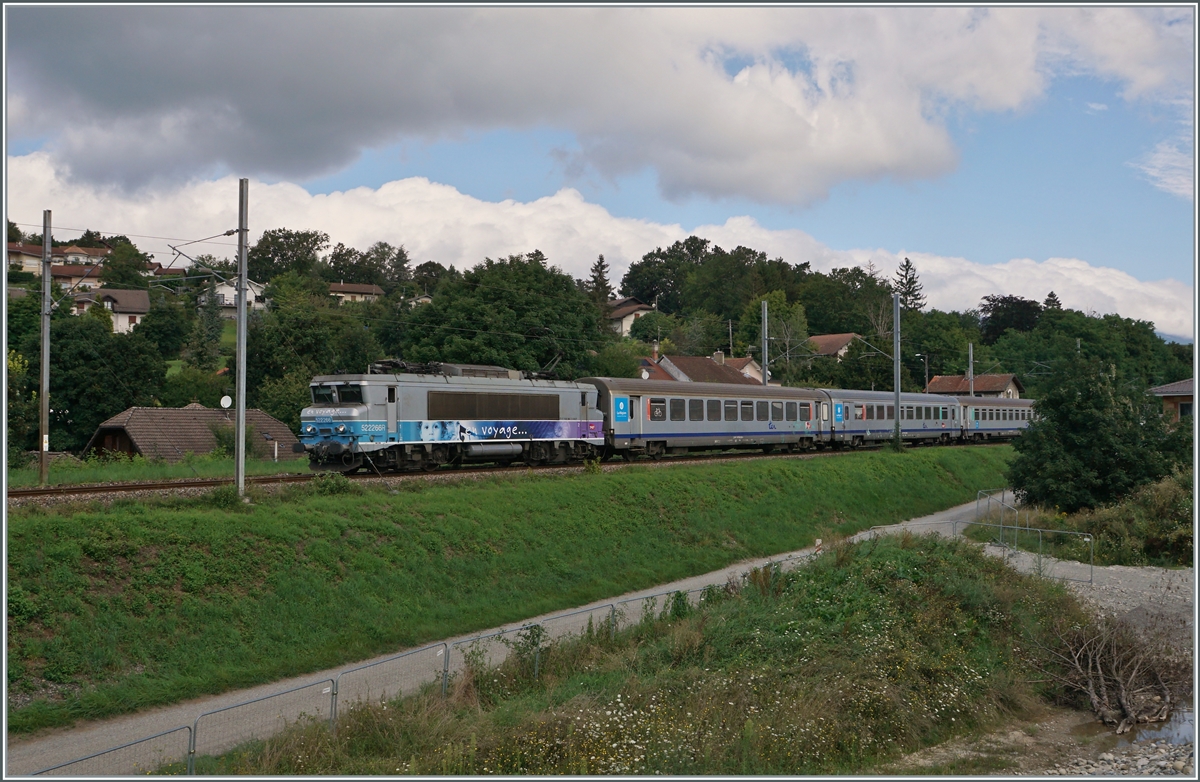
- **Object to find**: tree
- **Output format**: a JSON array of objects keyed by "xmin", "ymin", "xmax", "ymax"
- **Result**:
[
  {"xmin": 397, "ymin": 251, "xmax": 606, "ymax": 378},
  {"xmin": 135, "ymin": 292, "xmax": 193, "ymax": 360},
  {"xmin": 628, "ymin": 310, "xmax": 679, "ymax": 345},
  {"xmin": 99, "ymin": 242, "xmax": 151, "ymax": 290},
  {"xmin": 8, "ymin": 219, "xmax": 23, "ymax": 244},
  {"xmin": 1008, "ymin": 357, "xmax": 1182, "ymax": 512},
  {"xmin": 21, "ymin": 318, "xmax": 165, "ymax": 452},
  {"xmin": 979, "ymin": 294, "xmax": 1042, "ymax": 345},
  {"xmin": 247, "ymin": 228, "xmax": 329, "ymax": 282},
  {"xmin": 158, "ymin": 365, "xmax": 230, "ymax": 408},
  {"xmin": 893, "ymin": 257, "xmax": 926, "ymax": 312},
  {"xmin": 1043, "ymin": 291, "xmax": 1062, "ymax": 309},
  {"xmin": 411, "ymin": 260, "xmax": 451, "ymax": 294},
  {"xmin": 737, "ymin": 291, "xmax": 810, "ymax": 383},
  {"xmin": 182, "ymin": 279, "xmax": 224, "ymax": 371},
  {"xmin": 619, "ymin": 236, "xmax": 712, "ymax": 315},
  {"xmin": 7, "ymin": 350, "xmax": 37, "ymax": 460},
  {"xmin": 587, "ymin": 254, "xmax": 614, "ymax": 307},
  {"xmin": 590, "ymin": 342, "xmax": 642, "ymax": 378},
  {"xmin": 798, "ymin": 266, "xmax": 893, "ymax": 336}
]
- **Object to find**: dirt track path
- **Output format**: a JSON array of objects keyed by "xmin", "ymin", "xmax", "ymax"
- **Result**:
[{"xmin": 7, "ymin": 499, "xmax": 1194, "ymax": 776}]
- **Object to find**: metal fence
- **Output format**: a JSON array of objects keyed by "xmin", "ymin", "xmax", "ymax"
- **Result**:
[{"xmin": 32, "ymin": 726, "xmax": 192, "ymax": 777}]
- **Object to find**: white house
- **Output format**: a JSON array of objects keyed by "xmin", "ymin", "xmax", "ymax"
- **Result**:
[
  {"xmin": 73, "ymin": 289, "xmax": 150, "ymax": 334},
  {"xmin": 329, "ymin": 281, "xmax": 384, "ymax": 304},
  {"xmin": 201, "ymin": 279, "xmax": 268, "ymax": 319},
  {"xmin": 607, "ymin": 296, "xmax": 655, "ymax": 337}
]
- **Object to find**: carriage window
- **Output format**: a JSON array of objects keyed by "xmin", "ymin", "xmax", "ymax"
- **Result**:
[
  {"xmin": 669, "ymin": 398, "xmax": 686, "ymax": 421},
  {"xmin": 821, "ymin": 403, "xmax": 830, "ymax": 421},
  {"xmin": 886, "ymin": 405, "xmax": 895, "ymax": 419},
  {"xmin": 941, "ymin": 407, "xmax": 948, "ymax": 420},
  {"xmin": 923, "ymin": 406, "xmax": 931, "ymax": 419},
  {"xmin": 907, "ymin": 406, "xmax": 915, "ymax": 420},
  {"xmin": 741, "ymin": 401, "xmax": 755, "ymax": 421},
  {"xmin": 708, "ymin": 399, "xmax": 722, "ymax": 421},
  {"xmin": 649, "ymin": 398, "xmax": 667, "ymax": 422},
  {"xmin": 988, "ymin": 409, "xmax": 995, "ymax": 420},
  {"xmin": 337, "ymin": 384, "xmax": 364, "ymax": 404},
  {"xmin": 689, "ymin": 399, "xmax": 704, "ymax": 421},
  {"xmin": 951, "ymin": 408, "xmax": 957, "ymax": 420},
  {"xmin": 724, "ymin": 400, "xmax": 738, "ymax": 421},
  {"xmin": 866, "ymin": 405, "xmax": 875, "ymax": 420},
  {"xmin": 915, "ymin": 406, "xmax": 923, "ymax": 420},
  {"xmin": 388, "ymin": 387, "xmax": 396, "ymax": 404},
  {"xmin": 312, "ymin": 385, "xmax": 335, "ymax": 404},
  {"xmin": 973, "ymin": 408, "xmax": 979, "ymax": 421},
  {"xmin": 756, "ymin": 401, "xmax": 769, "ymax": 421},
  {"xmin": 785, "ymin": 402, "xmax": 797, "ymax": 421},
  {"xmin": 799, "ymin": 403, "xmax": 812, "ymax": 421},
  {"xmin": 770, "ymin": 401, "xmax": 783, "ymax": 421},
  {"xmin": 852, "ymin": 404, "xmax": 864, "ymax": 420}
]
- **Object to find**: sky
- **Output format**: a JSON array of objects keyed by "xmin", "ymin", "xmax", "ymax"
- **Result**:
[{"xmin": 5, "ymin": 6, "xmax": 1197, "ymax": 339}]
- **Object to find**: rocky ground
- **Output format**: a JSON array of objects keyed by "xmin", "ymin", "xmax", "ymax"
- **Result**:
[{"xmin": 880, "ymin": 544, "xmax": 1195, "ymax": 777}]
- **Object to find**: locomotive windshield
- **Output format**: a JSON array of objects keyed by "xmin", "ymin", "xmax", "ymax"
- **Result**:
[
  {"xmin": 311, "ymin": 385, "xmax": 335, "ymax": 404},
  {"xmin": 337, "ymin": 384, "xmax": 364, "ymax": 404},
  {"xmin": 310, "ymin": 384, "xmax": 364, "ymax": 404}
]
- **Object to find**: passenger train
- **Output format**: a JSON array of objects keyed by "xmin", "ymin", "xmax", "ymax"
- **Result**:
[{"xmin": 297, "ymin": 362, "xmax": 1034, "ymax": 472}]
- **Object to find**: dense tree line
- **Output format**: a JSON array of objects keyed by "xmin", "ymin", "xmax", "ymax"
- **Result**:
[{"xmin": 6, "ymin": 226, "xmax": 1191, "ymax": 460}]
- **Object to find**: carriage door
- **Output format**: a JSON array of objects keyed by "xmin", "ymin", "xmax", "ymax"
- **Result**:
[
  {"xmin": 629, "ymin": 396, "xmax": 642, "ymax": 442},
  {"xmin": 387, "ymin": 386, "xmax": 397, "ymax": 440}
]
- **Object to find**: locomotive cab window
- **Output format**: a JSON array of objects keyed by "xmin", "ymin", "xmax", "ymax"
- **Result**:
[
  {"xmin": 388, "ymin": 387, "xmax": 396, "ymax": 404},
  {"xmin": 741, "ymin": 401, "xmax": 755, "ymax": 421},
  {"xmin": 649, "ymin": 399, "xmax": 667, "ymax": 422},
  {"xmin": 669, "ymin": 399, "xmax": 686, "ymax": 421},
  {"xmin": 312, "ymin": 385, "xmax": 335, "ymax": 404},
  {"xmin": 771, "ymin": 401, "xmax": 784, "ymax": 421},
  {"xmin": 689, "ymin": 399, "xmax": 704, "ymax": 421},
  {"xmin": 725, "ymin": 400, "xmax": 739, "ymax": 421},
  {"xmin": 708, "ymin": 399, "xmax": 722, "ymax": 421},
  {"xmin": 785, "ymin": 402, "xmax": 797, "ymax": 421},
  {"xmin": 337, "ymin": 384, "xmax": 364, "ymax": 404}
]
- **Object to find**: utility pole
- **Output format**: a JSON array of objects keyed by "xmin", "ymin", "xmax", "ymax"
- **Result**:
[
  {"xmin": 968, "ymin": 342, "xmax": 975, "ymax": 397},
  {"xmin": 728, "ymin": 319, "xmax": 733, "ymax": 355},
  {"xmin": 892, "ymin": 293, "xmax": 901, "ymax": 449},
  {"xmin": 39, "ymin": 210, "xmax": 51, "ymax": 485},
  {"xmin": 235, "ymin": 179, "xmax": 249, "ymax": 497},
  {"xmin": 760, "ymin": 299, "xmax": 768, "ymax": 386}
]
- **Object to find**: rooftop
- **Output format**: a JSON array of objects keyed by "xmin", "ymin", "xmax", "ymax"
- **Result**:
[
  {"xmin": 925, "ymin": 374, "xmax": 1025, "ymax": 394},
  {"xmin": 1149, "ymin": 378, "xmax": 1193, "ymax": 397}
]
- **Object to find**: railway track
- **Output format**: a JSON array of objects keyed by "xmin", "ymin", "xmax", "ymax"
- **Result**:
[{"xmin": 7, "ymin": 441, "xmax": 1006, "ymax": 501}]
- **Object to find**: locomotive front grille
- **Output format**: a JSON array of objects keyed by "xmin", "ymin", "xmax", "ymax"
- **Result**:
[{"xmin": 319, "ymin": 428, "xmax": 332, "ymax": 435}]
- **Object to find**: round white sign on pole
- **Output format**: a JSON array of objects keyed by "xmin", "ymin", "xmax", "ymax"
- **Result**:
[{"xmin": 220, "ymin": 395, "xmax": 233, "ymax": 409}]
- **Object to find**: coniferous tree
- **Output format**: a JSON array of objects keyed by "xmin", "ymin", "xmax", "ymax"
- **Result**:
[
  {"xmin": 893, "ymin": 257, "xmax": 926, "ymax": 312},
  {"xmin": 588, "ymin": 254, "xmax": 614, "ymax": 307},
  {"xmin": 1043, "ymin": 291, "xmax": 1062, "ymax": 309},
  {"xmin": 182, "ymin": 279, "xmax": 224, "ymax": 371}
]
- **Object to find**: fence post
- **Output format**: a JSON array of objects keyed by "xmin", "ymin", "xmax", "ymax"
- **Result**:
[
  {"xmin": 330, "ymin": 677, "xmax": 339, "ymax": 733},
  {"xmin": 534, "ymin": 646, "xmax": 540, "ymax": 681},
  {"xmin": 441, "ymin": 642, "xmax": 450, "ymax": 697},
  {"xmin": 609, "ymin": 605, "xmax": 616, "ymax": 641},
  {"xmin": 187, "ymin": 719, "xmax": 198, "ymax": 775}
]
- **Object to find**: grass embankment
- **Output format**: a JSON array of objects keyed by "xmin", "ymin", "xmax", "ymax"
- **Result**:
[
  {"xmin": 964, "ymin": 468, "xmax": 1193, "ymax": 567},
  {"xmin": 7, "ymin": 454, "xmax": 306, "ymax": 489},
  {"xmin": 186, "ymin": 534, "xmax": 1081, "ymax": 775},
  {"xmin": 7, "ymin": 447, "xmax": 1012, "ymax": 733}
]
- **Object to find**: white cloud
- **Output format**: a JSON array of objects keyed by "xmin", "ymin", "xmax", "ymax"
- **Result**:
[
  {"xmin": 8, "ymin": 152, "xmax": 1193, "ymax": 338},
  {"xmin": 6, "ymin": 7, "xmax": 1193, "ymax": 204},
  {"xmin": 1086, "ymin": 102, "xmax": 1109, "ymax": 111}
]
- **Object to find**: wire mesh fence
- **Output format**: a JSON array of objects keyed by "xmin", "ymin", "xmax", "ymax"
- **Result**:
[
  {"xmin": 32, "ymin": 726, "xmax": 192, "ymax": 777},
  {"xmin": 188, "ymin": 678, "xmax": 335, "ymax": 773},
  {"xmin": 333, "ymin": 643, "xmax": 449, "ymax": 724}
]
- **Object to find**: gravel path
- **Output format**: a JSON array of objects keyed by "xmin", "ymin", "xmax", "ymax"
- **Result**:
[{"xmin": 6, "ymin": 498, "xmax": 1194, "ymax": 776}]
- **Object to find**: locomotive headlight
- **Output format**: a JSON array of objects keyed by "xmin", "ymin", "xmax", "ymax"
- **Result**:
[
  {"xmin": 304, "ymin": 425, "xmax": 316, "ymax": 435},
  {"xmin": 336, "ymin": 424, "xmax": 347, "ymax": 434}
]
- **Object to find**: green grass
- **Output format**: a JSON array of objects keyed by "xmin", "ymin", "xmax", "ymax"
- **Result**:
[
  {"xmin": 220, "ymin": 319, "xmax": 236, "ymax": 348},
  {"xmin": 165, "ymin": 359, "xmax": 183, "ymax": 377},
  {"xmin": 179, "ymin": 533, "xmax": 1080, "ymax": 775},
  {"xmin": 6, "ymin": 446, "xmax": 1013, "ymax": 733},
  {"xmin": 6, "ymin": 453, "xmax": 307, "ymax": 489},
  {"xmin": 964, "ymin": 468, "xmax": 1193, "ymax": 567}
]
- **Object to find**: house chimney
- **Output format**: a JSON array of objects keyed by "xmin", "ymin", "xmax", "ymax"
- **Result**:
[
  {"xmin": 652, "ymin": 339, "xmax": 659, "ymax": 362},
  {"xmin": 713, "ymin": 350, "xmax": 724, "ymax": 365}
]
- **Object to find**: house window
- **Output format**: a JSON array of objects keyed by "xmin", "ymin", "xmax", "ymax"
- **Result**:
[
  {"xmin": 128, "ymin": 315, "xmax": 137, "ymax": 325},
  {"xmin": 707, "ymin": 399, "xmax": 721, "ymax": 421},
  {"xmin": 104, "ymin": 300, "xmax": 113, "ymax": 310},
  {"xmin": 688, "ymin": 399, "xmax": 704, "ymax": 421},
  {"xmin": 669, "ymin": 399, "xmax": 686, "ymax": 421},
  {"xmin": 724, "ymin": 400, "xmax": 738, "ymax": 421}
]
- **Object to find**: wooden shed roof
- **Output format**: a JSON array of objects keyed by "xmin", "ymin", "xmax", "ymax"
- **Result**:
[{"xmin": 85, "ymin": 404, "xmax": 302, "ymax": 462}]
